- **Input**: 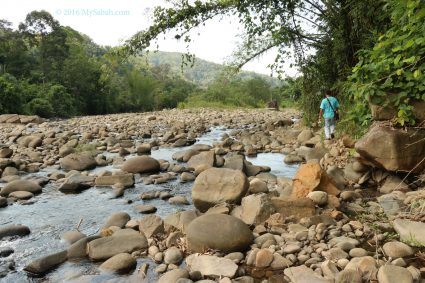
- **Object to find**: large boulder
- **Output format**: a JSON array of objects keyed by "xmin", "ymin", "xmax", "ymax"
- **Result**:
[
  {"xmin": 60, "ymin": 153, "xmax": 97, "ymax": 171},
  {"xmin": 355, "ymin": 123, "xmax": 425, "ymax": 173},
  {"xmin": 223, "ymin": 154, "xmax": 246, "ymax": 171},
  {"xmin": 58, "ymin": 174, "xmax": 94, "ymax": 193},
  {"xmin": 164, "ymin": 210, "xmax": 201, "ymax": 233},
  {"xmin": 292, "ymin": 163, "xmax": 340, "ymax": 198},
  {"xmin": 121, "ymin": 156, "xmax": 160, "ymax": 174},
  {"xmin": 240, "ymin": 193, "xmax": 275, "ymax": 226},
  {"xmin": 192, "ymin": 168, "xmax": 249, "ymax": 212},
  {"xmin": 187, "ymin": 150, "xmax": 216, "ymax": 169},
  {"xmin": 0, "ymin": 180, "xmax": 42, "ymax": 196},
  {"xmin": 87, "ymin": 234, "xmax": 148, "ymax": 261},
  {"xmin": 139, "ymin": 214, "xmax": 164, "ymax": 238},
  {"xmin": 187, "ymin": 214, "xmax": 253, "ymax": 253}
]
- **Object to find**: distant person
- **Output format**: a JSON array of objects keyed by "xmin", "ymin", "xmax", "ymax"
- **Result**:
[{"xmin": 318, "ymin": 90, "xmax": 339, "ymax": 140}]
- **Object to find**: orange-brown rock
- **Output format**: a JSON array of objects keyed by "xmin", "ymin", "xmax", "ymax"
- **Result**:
[{"xmin": 292, "ymin": 163, "xmax": 340, "ymax": 198}]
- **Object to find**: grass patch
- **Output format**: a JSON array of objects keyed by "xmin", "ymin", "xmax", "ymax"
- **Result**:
[{"xmin": 75, "ymin": 143, "xmax": 98, "ymax": 154}]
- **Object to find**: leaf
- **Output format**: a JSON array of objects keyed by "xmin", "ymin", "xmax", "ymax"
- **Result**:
[
  {"xmin": 413, "ymin": 69, "xmax": 421, "ymax": 78},
  {"xmin": 393, "ymin": 54, "xmax": 401, "ymax": 65},
  {"xmin": 404, "ymin": 39, "xmax": 415, "ymax": 49}
]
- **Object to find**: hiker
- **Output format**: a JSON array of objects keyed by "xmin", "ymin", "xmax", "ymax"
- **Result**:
[{"xmin": 318, "ymin": 90, "xmax": 339, "ymax": 140}]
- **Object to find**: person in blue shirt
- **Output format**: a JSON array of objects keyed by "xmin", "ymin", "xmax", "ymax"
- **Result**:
[{"xmin": 318, "ymin": 90, "xmax": 339, "ymax": 140}]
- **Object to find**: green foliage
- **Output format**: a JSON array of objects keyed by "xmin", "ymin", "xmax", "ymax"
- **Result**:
[
  {"xmin": 181, "ymin": 76, "xmax": 274, "ymax": 109},
  {"xmin": 145, "ymin": 51, "xmax": 281, "ymax": 87},
  {"xmin": 349, "ymin": 0, "xmax": 425, "ymax": 126},
  {"xmin": 46, "ymin": 84, "xmax": 76, "ymax": 117},
  {"xmin": 75, "ymin": 143, "xmax": 98, "ymax": 154},
  {"xmin": 25, "ymin": 97, "xmax": 53, "ymax": 118}
]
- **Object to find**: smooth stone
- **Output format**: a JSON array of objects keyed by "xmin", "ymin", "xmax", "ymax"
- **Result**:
[
  {"xmin": 186, "ymin": 254, "xmax": 238, "ymax": 278},
  {"xmin": 349, "ymin": 248, "xmax": 368, "ymax": 257},
  {"xmin": 158, "ymin": 269, "xmax": 189, "ymax": 283},
  {"xmin": 0, "ymin": 247, "xmax": 14, "ymax": 258},
  {"xmin": 23, "ymin": 250, "xmax": 67, "ymax": 275},
  {"xmin": 61, "ymin": 231, "xmax": 87, "ymax": 245},
  {"xmin": 87, "ymin": 234, "xmax": 148, "ymax": 260},
  {"xmin": 164, "ymin": 247, "xmax": 183, "ymax": 265},
  {"xmin": 377, "ymin": 265, "xmax": 413, "ymax": 283},
  {"xmin": 102, "ymin": 212, "xmax": 131, "ymax": 229},
  {"xmin": 121, "ymin": 156, "xmax": 160, "ymax": 174},
  {"xmin": 255, "ymin": 249, "xmax": 274, "ymax": 268},
  {"xmin": 99, "ymin": 253, "xmax": 137, "ymax": 274},
  {"xmin": 0, "ymin": 224, "xmax": 30, "ymax": 240},
  {"xmin": 186, "ymin": 214, "xmax": 253, "ymax": 253},
  {"xmin": 383, "ymin": 241, "xmax": 414, "ymax": 258},
  {"xmin": 67, "ymin": 236, "xmax": 100, "ymax": 259},
  {"xmin": 168, "ymin": 196, "xmax": 190, "ymax": 205},
  {"xmin": 0, "ymin": 180, "xmax": 42, "ymax": 196},
  {"xmin": 134, "ymin": 204, "xmax": 157, "ymax": 214},
  {"xmin": 8, "ymin": 191, "xmax": 34, "ymax": 200},
  {"xmin": 192, "ymin": 168, "xmax": 248, "ymax": 212}
]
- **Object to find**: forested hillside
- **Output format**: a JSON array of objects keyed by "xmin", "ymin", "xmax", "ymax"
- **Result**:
[
  {"xmin": 144, "ymin": 51, "xmax": 281, "ymax": 87},
  {"xmin": 0, "ymin": 11, "xmax": 283, "ymax": 118}
]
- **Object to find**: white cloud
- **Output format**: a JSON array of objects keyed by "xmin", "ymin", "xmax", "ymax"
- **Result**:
[{"xmin": 0, "ymin": 0, "xmax": 298, "ymax": 76}]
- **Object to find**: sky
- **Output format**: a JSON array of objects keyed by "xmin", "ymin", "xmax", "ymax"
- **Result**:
[{"xmin": 0, "ymin": 0, "xmax": 297, "ymax": 76}]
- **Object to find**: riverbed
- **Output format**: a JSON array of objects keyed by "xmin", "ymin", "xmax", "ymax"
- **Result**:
[{"xmin": 0, "ymin": 127, "xmax": 299, "ymax": 283}]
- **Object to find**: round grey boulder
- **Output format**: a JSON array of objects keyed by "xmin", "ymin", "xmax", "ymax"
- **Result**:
[
  {"xmin": 60, "ymin": 153, "xmax": 97, "ymax": 171},
  {"xmin": 187, "ymin": 214, "xmax": 253, "ymax": 253},
  {"xmin": 121, "ymin": 156, "xmax": 160, "ymax": 174},
  {"xmin": 192, "ymin": 168, "xmax": 248, "ymax": 212}
]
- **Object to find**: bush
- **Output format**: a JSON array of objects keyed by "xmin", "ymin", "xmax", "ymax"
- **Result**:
[
  {"xmin": 25, "ymin": 97, "xmax": 54, "ymax": 118},
  {"xmin": 46, "ymin": 84, "xmax": 76, "ymax": 117}
]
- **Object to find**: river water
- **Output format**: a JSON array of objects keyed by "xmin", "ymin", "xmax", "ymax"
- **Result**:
[{"xmin": 0, "ymin": 127, "xmax": 298, "ymax": 283}]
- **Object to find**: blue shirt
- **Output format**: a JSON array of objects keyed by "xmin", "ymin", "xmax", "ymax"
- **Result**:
[{"xmin": 320, "ymin": 96, "xmax": 339, "ymax": 119}]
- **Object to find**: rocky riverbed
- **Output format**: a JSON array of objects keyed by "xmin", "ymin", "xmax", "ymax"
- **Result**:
[{"xmin": 0, "ymin": 108, "xmax": 424, "ymax": 283}]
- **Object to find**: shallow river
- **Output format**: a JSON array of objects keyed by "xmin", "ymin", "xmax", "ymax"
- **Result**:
[{"xmin": 0, "ymin": 127, "xmax": 298, "ymax": 283}]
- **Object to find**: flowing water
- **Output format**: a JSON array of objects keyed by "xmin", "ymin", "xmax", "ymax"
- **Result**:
[{"xmin": 0, "ymin": 127, "xmax": 299, "ymax": 283}]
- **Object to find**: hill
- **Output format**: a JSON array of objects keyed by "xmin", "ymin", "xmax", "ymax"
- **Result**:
[{"xmin": 140, "ymin": 51, "xmax": 282, "ymax": 87}]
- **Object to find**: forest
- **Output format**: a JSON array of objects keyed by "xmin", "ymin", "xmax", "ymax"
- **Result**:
[{"xmin": 0, "ymin": 11, "xmax": 285, "ymax": 118}]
